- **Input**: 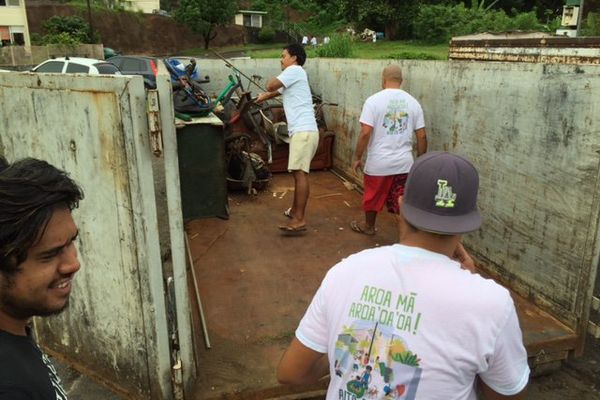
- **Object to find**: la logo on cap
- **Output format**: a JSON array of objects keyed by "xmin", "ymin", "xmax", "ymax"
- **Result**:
[{"xmin": 434, "ymin": 179, "xmax": 456, "ymax": 208}]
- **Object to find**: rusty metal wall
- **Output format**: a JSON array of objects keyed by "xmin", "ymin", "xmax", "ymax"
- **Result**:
[
  {"xmin": 0, "ymin": 72, "xmax": 172, "ymax": 399},
  {"xmin": 198, "ymin": 58, "xmax": 600, "ymax": 340}
]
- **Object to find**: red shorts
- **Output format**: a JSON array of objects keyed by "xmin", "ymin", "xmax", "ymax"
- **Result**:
[{"xmin": 363, "ymin": 174, "xmax": 408, "ymax": 214}]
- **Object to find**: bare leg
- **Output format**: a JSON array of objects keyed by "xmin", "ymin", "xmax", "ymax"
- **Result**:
[
  {"xmin": 285, "ymin": 170, "xmax": 309, "ymax": 229},
  {"xmin": 365, "ymin": 211, "xmax": 377, "ymax": 230},
  {"xmin": 351, "ymin": 210, "xmax": 377, "ymax": 235}
]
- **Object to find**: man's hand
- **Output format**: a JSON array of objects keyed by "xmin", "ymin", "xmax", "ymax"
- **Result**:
[
  {"xmin": 256, "ymin": 92, "xmax": 269, "ymax": 104},
  {"xmin": 453, "ymin": 242, "xmax": 476, "ymax": 272},
  {"xmin": 353, "ymin": 159, "xmax": 363, "ymax": 175}
]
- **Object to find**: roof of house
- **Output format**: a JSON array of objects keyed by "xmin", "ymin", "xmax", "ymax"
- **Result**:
[{"xmin": 237, "ymin": 10, "xmax": 268, "ymax": 15}]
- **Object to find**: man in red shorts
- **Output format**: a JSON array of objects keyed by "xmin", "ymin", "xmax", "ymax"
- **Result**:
[{"xmin": 351, "ymin": 64, "xmax": 427, "ymax": 235}]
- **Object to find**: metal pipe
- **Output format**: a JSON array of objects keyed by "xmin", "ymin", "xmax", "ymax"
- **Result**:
[
  {"xmin": 184, "ymin": 232, "xmax": 211, "ymax": 349},
  {"xmin": 210, "ymin": 49, "xmax": 283, "ymax": 104}
]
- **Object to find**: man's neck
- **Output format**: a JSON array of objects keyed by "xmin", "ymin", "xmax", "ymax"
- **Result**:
[
  {"xmin": 0, "ymin": 309, "xmax": 28, "ymax": 336},
  {"xmin": 399, "ymin": 232, "xmax": 459, "ymax": 259}
]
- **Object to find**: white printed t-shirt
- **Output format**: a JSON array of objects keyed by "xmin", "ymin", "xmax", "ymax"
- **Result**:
[
  {"xmin": 296, "ymin": 245, "xmax": 529, "ymax": 400},
  {"xmin": 277, "ymin": 65, "xmax": 318, "ymax": 136},
  {"xmin": 360, "ymin": 89, "xmax": 425, "ymax": 176}
]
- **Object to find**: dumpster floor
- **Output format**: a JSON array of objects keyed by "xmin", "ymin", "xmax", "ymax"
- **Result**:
[{"xmin": 185, "ymin": 171, "xmax": 577, "ymax": 400}]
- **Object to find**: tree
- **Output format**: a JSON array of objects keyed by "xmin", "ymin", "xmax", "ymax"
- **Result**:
[
  {"xmin": 174, "ymin": 0, "xmax": 238, "ymax": 49},
  {"xmin": 42, "ymin": 15, "xmax": 91, "ymax": 45},
  {"xmin": 335, "ymin": 0, "xmax": 421, "ymax": 39}
]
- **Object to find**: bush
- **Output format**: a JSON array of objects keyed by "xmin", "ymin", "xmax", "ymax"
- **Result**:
[
  {"xmin": 258, "ymin": 26, "xmax": 276, "ymax": 43},
  {"xmin": 510, "ymin": 11, "xmax": 545, "ymax": 31},
  {"xmin": 413, "ymin": 4, "xmax": 549, "ymax": 43},
  {"xmin": 42, "ymin": 15, "xmax": 90, "ymax": 44},
  {"xmin": 582, "ymin": 12, "xmax": 600, "ymax": 36},
  {"xmin": 42, "ymin": 32, "xmax": 83, "ymax": 46},
  {"xmin": 383, "ymin": 52, "xmax": 442, "ymax": 60},
  {"xmin": 314, "ymin": 33, "xmax": 354, "ymax": 58},
  {"xmin": 413, "ymin": 4, "xmax": 472, "ymax": 43},
  {"xmin": 30, "ymin": 32, "xmax": 44, "ymax": 46}
]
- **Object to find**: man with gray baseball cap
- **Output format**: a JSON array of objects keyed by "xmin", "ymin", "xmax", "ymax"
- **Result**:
[{"xmin": 277, "ymin": 152, "xmax": 529, "ymax": 399}]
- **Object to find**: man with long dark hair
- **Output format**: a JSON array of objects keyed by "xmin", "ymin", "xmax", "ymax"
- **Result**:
[{"xmin": 0, "ymin": 156, "xmax": 83, "ymax": 399}]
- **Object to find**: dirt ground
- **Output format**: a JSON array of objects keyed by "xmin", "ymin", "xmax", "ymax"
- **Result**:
[{"xmin": 184, "ymin": 171, "xmax": 600, "ymax": 400}]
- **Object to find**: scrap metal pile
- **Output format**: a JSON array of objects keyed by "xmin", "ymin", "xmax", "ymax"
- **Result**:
[{"xmin": 209, "ymin": 56, "xmax": 337, "ymax": 194}]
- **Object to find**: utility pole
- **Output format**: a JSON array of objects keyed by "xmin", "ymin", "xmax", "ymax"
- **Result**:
[
  {"xmin": 86, "ymin": 0, "xmax": 94, "ymax": 43},
  {"xmin": 576, "ymin": 0, "xmax": 585, "ymax": 37}
]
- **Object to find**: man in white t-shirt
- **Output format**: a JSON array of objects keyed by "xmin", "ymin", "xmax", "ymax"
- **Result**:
[
  {"xmin": 311, "ymin": 36, "xmax": 318, "ymax": 48},
  {"xmin": 351, "ymin": 64, "xmax": 427, "ymax": 236},
  {"xmin": 302, "ymin": 36, "xmax": 309, "ymax": 46},
  {"xmin": 277, "ymin": 152, "xmax": 530, "ymax": 400},
  {"xmin": 257, "ymin": 44, "xmax": 319, "ymax": 232}
]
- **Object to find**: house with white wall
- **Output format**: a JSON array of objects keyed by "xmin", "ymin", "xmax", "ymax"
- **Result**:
[
  {"xmin": 0, "ymin": 0, "xmax": 30, "ymax": 46},
  {"xmin": 123, "ymin": 0, "xmax": 161, "ymax": 14},
  {"xmin": 234, "ymin": 10, "xmax": 268, "ymax": 28}
]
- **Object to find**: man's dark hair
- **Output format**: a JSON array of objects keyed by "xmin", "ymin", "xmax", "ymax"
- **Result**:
[
  {"xmin": 0, "ymin": 157, "xmax": 83, "ymax": 275},
  {"xmin": 284, "ymin": 43, "xmax": 307, "ymax": 66}
]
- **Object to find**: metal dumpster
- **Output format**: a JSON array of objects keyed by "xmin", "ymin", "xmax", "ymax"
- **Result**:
[{"xmin": 176, "ymin": 114, "xmax": 229, "ymax": 221}]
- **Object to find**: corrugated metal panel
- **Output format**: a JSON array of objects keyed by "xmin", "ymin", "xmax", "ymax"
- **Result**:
[
  {"xmin": 449, "ymin": 37, "xmax": 600, "ymax": 65},
  {"xmin": 0, "ymin": 72, "xmax": 172, "ymax": 399}
]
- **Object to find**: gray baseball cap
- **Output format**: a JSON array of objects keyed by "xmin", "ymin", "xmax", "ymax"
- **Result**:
[{"xmin": 401, "ymin": 152, "xmax": 481, "ymax": 235}]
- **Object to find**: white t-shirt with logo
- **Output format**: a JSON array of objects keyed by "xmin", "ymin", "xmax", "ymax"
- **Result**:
[
  {"xmin": 360, "ymin": 89, "xmax": 425, "ymax": 176},
  {"xmin": 296, "ymin": 244, "xmax": 529, "ymax": 400},
  {"xmin": 277, "ymin": 65, "xmax": 318, "ymax": 135}
]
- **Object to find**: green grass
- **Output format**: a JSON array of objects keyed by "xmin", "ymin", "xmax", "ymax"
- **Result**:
[
  {"xmin": 247, "ymin": 41, "xmax": 449, "ymax": 60},
  {"xmin": 179, "ymin": 43, "xmax": 286, "ymax": 57},
  {"xmin": 183, "ymin": 40, "xmax": 448, "ymax": 60}
]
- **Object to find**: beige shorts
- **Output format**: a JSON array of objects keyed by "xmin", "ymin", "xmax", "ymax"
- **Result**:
[{"xmin": 288, "ymin": 131, "xmax": 319, "ymax": 173}]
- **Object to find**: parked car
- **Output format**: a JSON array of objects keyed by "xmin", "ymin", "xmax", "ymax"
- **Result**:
[
  {"xmin": 107, "ymin": 55, "xmax": 161, "ymax": 89},
  {"xmin": 31, "ymin": 57, "xmax": 122, "ymax": 75},
  {"xmin": 104, "ymin": 47, "xmax": 119, "ymax": 60}
]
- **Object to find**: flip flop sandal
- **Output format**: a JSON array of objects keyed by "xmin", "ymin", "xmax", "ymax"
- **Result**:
[
  {"xmin": 350, "ymin": 220, "xmax": 376, "ymax": 236},
  {"xmin": 283, "ymin": 208, "xmax": 293, "ymax": 219},
  {"xmin": 279, "ymin": 224, "xmax": 307, "ymax": 232}
]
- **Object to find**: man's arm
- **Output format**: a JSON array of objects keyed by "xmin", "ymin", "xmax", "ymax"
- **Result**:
[
  {"xmin": 415, "ymin": 127, "xmax": 427, "ymax": 156},
  {"xmin": 277, "ymin": 338, "xmax": 329, "ymax": 385},
  {"xmin": 353, "ymin": 123, "xmax": 373, "ymax": 174},
  {"xmin": 452, "ymin": 242, "xmax": 476, "ymax": 272},
  {"xmin": 266, "ymin": 77, "xmax": 284, "ymax": 92},
  {"xmin": 256, "ymin": 91, "xmax": 280, "ymax": 104},
  {"xmin": 256, "ymin": 77, "xmax": 285, "ymax": 103},
  {"xmin": 479, "ymin": 378, "xmax": 527, "ymax": 400}
]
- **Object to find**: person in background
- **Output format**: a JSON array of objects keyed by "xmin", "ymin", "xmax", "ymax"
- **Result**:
[
  {"xmin": 0, "ymin": 156, "xmax": 84, "ymax": 399},
  {"xmin": 350, "ymin": 64, "xmax": 427, "ymax": 236},
  {"xmin": 256, "ymin": 44, "xmax": 319, "ymax": 233}
]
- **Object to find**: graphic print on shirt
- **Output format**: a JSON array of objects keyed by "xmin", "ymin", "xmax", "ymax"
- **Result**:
[
  {"xmin": 41, "ymin": 352, "xmax": 68, "ymax": 400},
  {"xmin": 333, "ymin": 285, "xmax": 422, "ymax": 399},
  {"xmin": 382, "ymin": 99, "xmax": 409, "ymax": 136}
]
